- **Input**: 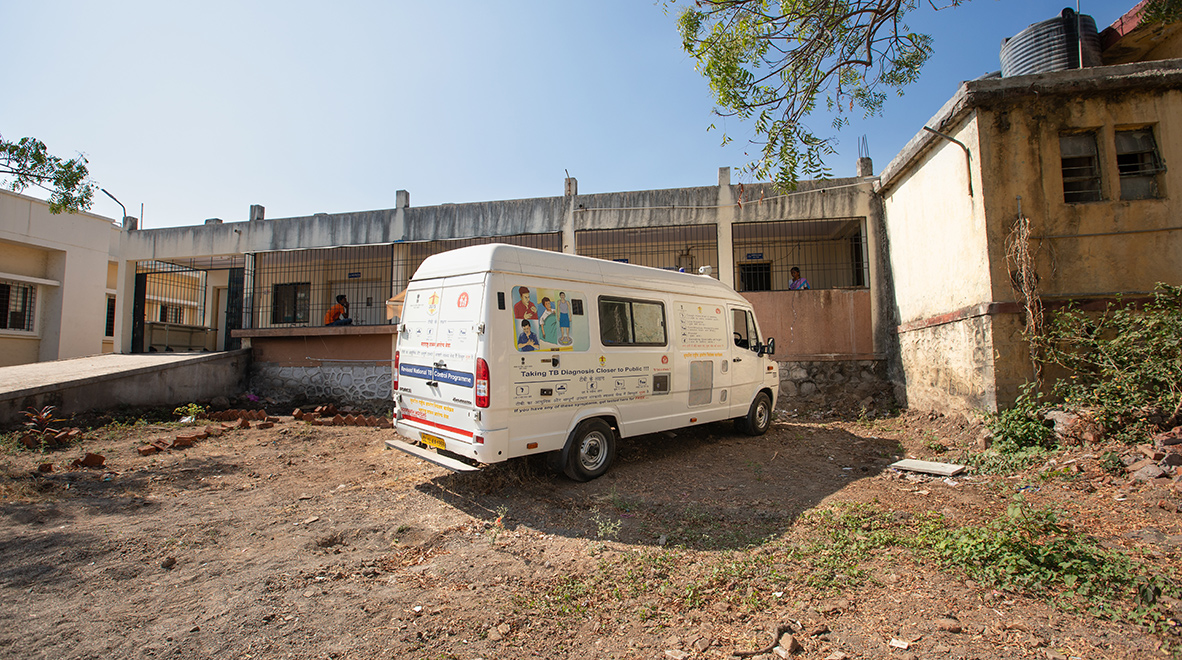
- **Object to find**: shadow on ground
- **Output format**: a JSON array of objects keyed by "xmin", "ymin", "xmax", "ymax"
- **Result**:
[{"xmin": 415, "ymin": 419, "xmax": 900, "ymax": 550}]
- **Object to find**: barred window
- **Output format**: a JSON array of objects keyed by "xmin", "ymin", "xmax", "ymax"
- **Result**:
[
  {"xmin": 1115, "ymin": 129, "xmax": 1164, "ymax": 200},
  {"xmin": 1061, "ymin": 132, "xmax": 1103, "ymax": 203},
  {"xmin": 0, "ymin": 281, "xmax": 36, "ymax": 332},
  {"xmin": 272, "ymin": 283, "xmax": 310, "ymax": 324},
  {"xmin": 105, "ymin": 297, "xmax": 116, "ymax": 337}
]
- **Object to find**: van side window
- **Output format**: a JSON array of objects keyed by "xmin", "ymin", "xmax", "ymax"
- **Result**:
[
  {"xmin": 732, "ymin": 308, "xmax": 759, "ymax": 351},
  {"xmin": 598, "ymin": 297, "xmax": 666, "ymax": 346}
]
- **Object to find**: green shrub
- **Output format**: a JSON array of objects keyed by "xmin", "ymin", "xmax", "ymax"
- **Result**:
[
  {"xmin": 986, "ymin": 382, "xmax": 1055, "ymax": 453},
  {"xmin": 1043, "ymin": 284, "xmax": 1182, "ymax": 443}
]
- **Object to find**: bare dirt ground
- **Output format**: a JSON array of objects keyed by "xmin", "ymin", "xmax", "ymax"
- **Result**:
[{"xmin": 1, "ymin": 403, "xmax": 1180, "ymax": 660}]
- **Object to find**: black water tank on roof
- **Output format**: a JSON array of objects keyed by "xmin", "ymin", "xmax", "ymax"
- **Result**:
[{"xmin": 1000, "ymin": 8, "xmax": 1101, "ymax": 77}]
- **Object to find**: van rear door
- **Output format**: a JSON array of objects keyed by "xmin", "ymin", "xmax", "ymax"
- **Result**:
[{"xmin": 397, "ymin": 275, "xmax": 485, "ymax": 450}]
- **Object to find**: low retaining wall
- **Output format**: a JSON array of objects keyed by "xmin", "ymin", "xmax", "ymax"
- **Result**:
[
  {"xmin": 778, "ymin": 357, "xmax": 892, "ymax": 408},
  {"xmin": 233, "ymin": 326, "xmax": 398, "ymax": 404},
  {"xmin": 0, "ymin": 350, "xmax": 250, "ymax": 425},
  {"xmin": 249, "ymin": 362, "xmax": 391, "ymax": 402}
]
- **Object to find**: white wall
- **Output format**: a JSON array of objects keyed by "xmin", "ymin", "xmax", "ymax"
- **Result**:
[{"xmin": 0, "ymin": 189, "xmax": 120, "ymax": 365}]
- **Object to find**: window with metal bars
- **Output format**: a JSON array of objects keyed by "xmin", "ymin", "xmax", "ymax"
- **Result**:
[
  {"xmin": 1061, "ymin": 132, "xmax": 1103, "ymax": 203},
  {"xmin": 105, "ymin": 297, "xmax": 116, "ymax": 337},
  {"xmin": 575, "ymin": 225, "xmax": 718, "ymax": 275},
  {"xmin": 0, "ymin": 281, "xmax": 36, "ymax": 332},
  {"xmin": 271, "ymin": 283, "xmax": 310, "ymax": 324},
  {"xmin": 1115, "ymin": 128, "xmax": 1164, "ymax": 200},
  {"xmin": 732, "ymin": 219, "xmax": 868, "ymax": 291}
]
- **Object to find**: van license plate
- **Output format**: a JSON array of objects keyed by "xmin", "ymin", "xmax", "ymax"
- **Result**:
[{"xmin": 421, "ymin": 432, "xmax": 446, "ymax": 450}]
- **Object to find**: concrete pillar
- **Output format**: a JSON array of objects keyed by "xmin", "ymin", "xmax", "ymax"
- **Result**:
[
  {"xmin": 715, "ymin": 167, "xmax": 736, "ymax": 287},
  {"xmin": 857, "ymin": 157, "xmax": 874, "ymax": 177},
  {"xmin": 396, "ymin": 190, "xmax": 410, "ymax": 208},
  {"xmin": 249, "ymin": 205, "xmax": 265, "ymax": 222},
  {"xmin": 562, "ymin": 177, "xmax": 577, "ymax": 254},
  {"xmin": 115, "ymin": 259, "xmax": 136, "ymax": 353}
]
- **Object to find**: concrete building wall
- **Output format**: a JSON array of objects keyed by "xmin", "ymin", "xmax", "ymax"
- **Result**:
[
  {"xmin": 0, "ymin": 190, "xmax": 120, "ymax": 366},
  {"xmin": 882, "ymin": 114, "xmax": 990, "ymax": 324},
  {"xmin": 881, "ymin": 59, "xmax": 1182, "ymax": 412}
]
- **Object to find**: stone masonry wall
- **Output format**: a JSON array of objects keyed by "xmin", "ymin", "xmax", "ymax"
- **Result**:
[
  {"xmin": 778, "ymin": 359, "xmax": 893, "ymax": 411},
  {"xmin": 250, "ymin": 363, "xmax": 391, "ymax": 403}
]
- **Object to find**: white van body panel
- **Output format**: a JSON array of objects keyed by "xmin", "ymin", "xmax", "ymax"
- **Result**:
[{"xmin": 393, "ymin": 244, "xmax": 779, "ymax": 472}]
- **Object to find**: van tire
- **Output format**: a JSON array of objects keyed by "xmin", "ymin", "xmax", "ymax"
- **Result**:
[
  {"xmin": 562, "ymin": 418, "xmax": 616, "ymax": 481},
  {"xmin": 737, "ymin": 391, "xmax": 772, "ymax": 436}
]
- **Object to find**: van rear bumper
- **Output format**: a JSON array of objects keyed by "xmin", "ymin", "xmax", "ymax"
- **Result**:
[
  {"xmin": 386, "ymin": 438, "xmax": 481, "ymax": 472},
  {"xmin": 394, "ymin": 419, "xmax": 509, "ymax": 464}
]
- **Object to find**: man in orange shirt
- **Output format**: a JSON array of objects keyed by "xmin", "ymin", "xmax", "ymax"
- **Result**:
[{"xmin": 325, "ymin": 294, "xmax": 353, "ymax": 326}]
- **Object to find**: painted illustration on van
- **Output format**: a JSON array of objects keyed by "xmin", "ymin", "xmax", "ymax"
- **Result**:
[{"xmin": 512, "ymin": 286, "xmax": 589, "ymax": 351}]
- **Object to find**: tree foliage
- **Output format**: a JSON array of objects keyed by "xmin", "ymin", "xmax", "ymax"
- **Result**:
[
  {"xmin": 677, "ymin": 0, "xmax": 954, "ymax": 189},
  {"xmin": 0, "ymin": 133, "xmax": 96, "ymax": 214},
  {"xmin": 677, "ymin": 0, "xmax": 1182, "ymax": 189}
]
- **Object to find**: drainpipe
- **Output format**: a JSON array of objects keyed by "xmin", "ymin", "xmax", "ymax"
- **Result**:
[{"xmin": 921, "ymin": 127, "xmax": 973, "ymax": 197}]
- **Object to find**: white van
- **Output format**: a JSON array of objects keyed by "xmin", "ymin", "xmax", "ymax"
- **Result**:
[{"xmin": 389, "ymin": 244, "xmax": 779, "ymax": 481}]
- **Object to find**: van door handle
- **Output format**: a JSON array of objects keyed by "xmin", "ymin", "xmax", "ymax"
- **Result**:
[{"xmin": 733, "ymin": 357, "xmax": 742, "ymax": 363}]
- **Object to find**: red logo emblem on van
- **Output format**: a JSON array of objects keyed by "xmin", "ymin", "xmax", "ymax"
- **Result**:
[
  {"xmin": 457, "ymin": 292, "xmax": 469, "ymax": 308},
  {"xmin": 661, "ymin": 355, "xmax": 669, "ymax": 364}
]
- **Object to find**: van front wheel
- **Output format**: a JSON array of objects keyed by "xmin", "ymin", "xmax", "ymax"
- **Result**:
[
  {"xmin": 737, "ymin": 391, "xmax": 772, "ymax": 436},
  {"xmin": 562, "ymin": 418, "xmax": 616, "ymax": 481}
]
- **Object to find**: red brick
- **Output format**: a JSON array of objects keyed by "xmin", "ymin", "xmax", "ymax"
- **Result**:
[
  {"xmin": 265, "ymin": 416, "xmax": 280, "ymax": 423},
  {"xmin": 238, "ymin": 419, "xmax": 252, "ymax": 430},
  {"xmin": 257, "ymin": 421, "xmax": 274, "ymax": 430},
  {"xmin": 205, "ymin": 426, "xmax": 223, "ymax": 437},
  {"xmin": 138, "ymin": 445, "xmax": 159, "ymax": 456},
  {"xmin": 172, "ymin": 436, "xmax": 196, "ymax": 448},
  {"xmin": 332, "ymin": 414, "xmax": 345, "ymax": 426},
  {"xmin": 73, "ymin": 453, "xmax": 105, "ymax": 468},
  {"xmin": 38, "ymin": 463, "xmax": 53, "ymax": 472},
  {"xmin": 378, "ymin": 421, "xmax": 393, "ymax": 429},
  {"xmin": 292, "ymin": 408, "xmax": 303, "ymax": 418},
  {"xmin": 151, "ymin": 440, "xmax": 171, "ymax": 451}
]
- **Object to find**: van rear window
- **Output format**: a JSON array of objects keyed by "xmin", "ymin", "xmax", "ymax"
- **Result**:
[{"xmin": 598, "ymin": 297, "xmax": 666, "ymax": 346}]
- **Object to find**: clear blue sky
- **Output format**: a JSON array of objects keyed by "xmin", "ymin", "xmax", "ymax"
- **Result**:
[{"xmin": 1, "ymin": 0, "xmax": 1133, "ymax": 229}]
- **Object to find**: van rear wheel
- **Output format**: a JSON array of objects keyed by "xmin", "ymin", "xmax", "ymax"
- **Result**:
[
  {"xmin": 737, "ymin": 391, "xmax": 772, "ymax": 436},
  {"xmin": 562, "ymin": 418, "xmax": 616, "ymax": 482}
]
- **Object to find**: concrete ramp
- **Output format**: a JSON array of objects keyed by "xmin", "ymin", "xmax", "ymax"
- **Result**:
[{"xmin": 0, "ymin": 350, "xmax": 249, "ymax": 425}]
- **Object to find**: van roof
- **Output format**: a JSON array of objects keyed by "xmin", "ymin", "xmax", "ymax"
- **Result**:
[{"xmin": 411, "ymin": 243, "xmax": 747, "ymax": 301}]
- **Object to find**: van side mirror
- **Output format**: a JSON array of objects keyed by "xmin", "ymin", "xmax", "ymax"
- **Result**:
[{"xmin": 759, "ymin": 337, "xmax": 775, "ymax": 357}]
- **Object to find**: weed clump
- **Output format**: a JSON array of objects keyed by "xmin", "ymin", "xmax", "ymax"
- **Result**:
[{"xmin": 1042, "ymin": 283, "xmax": 1182, "ymax": 444}]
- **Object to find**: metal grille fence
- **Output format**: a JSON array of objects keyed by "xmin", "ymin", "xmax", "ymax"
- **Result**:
[
  {"xmin": 395, "ymin": 233, "xmax": 563, "ymax": 294},
  {"xmin": 136, "ymin": 260, "xmax": 208, "ymax": 327},
  {"xmin": 250, "ymin": 234, "xmax": 562, "ymax": 329},
  {"xmin": 251, "ymin": 245, "xmax": 394, "ymax": 328},
  {"xmin": 574, "ymin": 225, "xmax": 719, "ymax": 275},
  {"xmin": 732, "ymin": 219, "xmax": 868, "ymax": 291}
]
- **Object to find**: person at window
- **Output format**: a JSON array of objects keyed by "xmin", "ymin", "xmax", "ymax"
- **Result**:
[
  {"xmin": 324, "ymin": 294, "xmax": 353, "ymax": 326},
  {"xmin": 789, "ymin": 267, "xmax": 810, "ymax": 290}
]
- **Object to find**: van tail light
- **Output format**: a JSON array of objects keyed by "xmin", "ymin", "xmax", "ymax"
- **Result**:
[
  {"xmin": 393, "ymin": 350, "xmax": 400, "ymax": 391},
  {"xmin": 475, "ymin": 358, "xmax": 490, "ymax": 408}
]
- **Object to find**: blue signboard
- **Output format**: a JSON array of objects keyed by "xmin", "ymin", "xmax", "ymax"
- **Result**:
[
  {"xmin": 348, "ymin": 272, "xmax": 362, "ymax": 279},
  {"xmin": 400, "ymin": 363, "xmax": 474, "ymax": 388},
  {"xmin": 746, "ymin": 253, "xmax": 764, "ymax": 260}
]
